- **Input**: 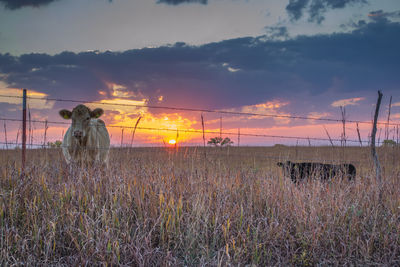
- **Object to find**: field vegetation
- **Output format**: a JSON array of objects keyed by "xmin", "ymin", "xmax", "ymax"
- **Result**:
[{"xmin": 1, "ymin": 146, "xmax": 399, "ymax": 265}]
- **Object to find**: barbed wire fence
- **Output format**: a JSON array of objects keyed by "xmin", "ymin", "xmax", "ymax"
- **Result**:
[{"xmin": 0, "ymin": 90, "xmax": 399, "ymax": 169}]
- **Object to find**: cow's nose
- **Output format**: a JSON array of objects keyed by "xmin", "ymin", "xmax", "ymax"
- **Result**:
[{"xmin": 73, "ymin": 130, "xmax": 83, "ymax": 138}]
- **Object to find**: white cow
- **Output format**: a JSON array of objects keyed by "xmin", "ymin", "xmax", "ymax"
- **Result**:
[{"xmin": 59, "ymin": 104, "xmax": 110, "ymax": 166}]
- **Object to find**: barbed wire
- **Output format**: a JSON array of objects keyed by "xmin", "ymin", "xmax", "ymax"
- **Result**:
[
  {"xmin": 0, "ymin": 117, "xmax": 68, "ymax": 125},
  {"xmin": 0, "ymin": 116, "xmax": 382, "ymax": 144},
  {"xmin": 1, "ymin": 94, "xmax": 399, "ymax": 126}
]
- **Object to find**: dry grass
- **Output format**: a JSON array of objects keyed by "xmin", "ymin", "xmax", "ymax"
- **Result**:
[{"xmin": 0, "ymin": 146, "xmax": 399, "ymax": 266}]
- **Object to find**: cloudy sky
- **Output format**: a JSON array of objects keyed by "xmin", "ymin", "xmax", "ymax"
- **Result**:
[{"xmin": 0, "ymin": 0, "xmax": 399, "ymax": 146}]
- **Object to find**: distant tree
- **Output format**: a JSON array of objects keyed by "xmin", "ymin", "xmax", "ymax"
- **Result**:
[
  {"xmin": 382, "ymin": 139, "xmax": 396, "ymax": 147},
  {"xmin": 207, "ymin": 137, "xmax": 233, "ymax": 147},
  {"xmin": 207, "ymin": 137, "xmax": 222, "ymax": 146},
  {"xmin": 48, "ymin": 140, "xmax": 62, "ymax": 148},
  {"xmin": 220, "ymin": 137, "xmax": 234, "ymax": 147},
  {"xmin": 274, "ymin": 144, "xmax": 287, "ymax": 148}
]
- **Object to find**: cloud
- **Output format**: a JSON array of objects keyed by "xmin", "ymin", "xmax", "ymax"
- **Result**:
[
  {"xmin": 216, "ymin": 100, "xmax": 291, "ymax": 125},
  {"xmin": 307, "ymin": 112, "xmax": 331, "ymax": 124},
  {"xmin": 0, "ymin": 82, "xmax": 55, "ymax": 109},
  {"xmin": 84, "ymin": 97, "xmax": 199, "ymax": 145},
  {"xmin": 157, "ymin": 0, "xmax": 207, "ymax": 5},
  {"xmin": 0, "ymin": 0, "xmax": 208, "ymax": 10},
  {"xmin": 368, "ymin": 10, "xmax": 400, "ymax": 21},
  {"xmin": 0, "ymin": 0, "xmax": 58, "ymax": 10},
  {"xmin": 264, "ymin": 26, "xmax": 289, "ymax": 41},
  {"xmin": 222, "ymin": 63, "xmax": 241, "ymax": 73},
  {"xmin": 286, "ymin": 0, "xmax": 367, "ymax": 23},
  {"xmin": 0, "ymin": 19, "xmax": 399, "ymax": 120},
  {"xmin": 286, "ymin": 0, "xmax": 309, "ymax": 21},
  {"xmin": 331, "ymin": 97, "xmax": 365, "ymax": 107}
]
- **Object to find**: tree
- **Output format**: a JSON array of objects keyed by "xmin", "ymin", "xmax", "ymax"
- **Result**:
[
  {"xmin": 207, "ymin": 137, "xmax": 233, "ymax": 147},
  {"xmin": 382, "ymin": 139, "xmax": 396, "ymax": 147},
  {"xmin": 48, "ymin": 140, "xmax": 62, "ymax": 148}
]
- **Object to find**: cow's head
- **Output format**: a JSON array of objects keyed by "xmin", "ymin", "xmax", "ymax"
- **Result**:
[
  {"xmin": 59, "ymin": 104, "xmax": 104, "ymax": 140},
  {"xmin": 277, "ymin": 161, "xmax": 292, "ymax": 167}
]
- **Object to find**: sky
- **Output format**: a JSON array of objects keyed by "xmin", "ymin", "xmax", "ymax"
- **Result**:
[{"xmin": 0, "ymin": 0, "xmax": 400, "ymax": 146}]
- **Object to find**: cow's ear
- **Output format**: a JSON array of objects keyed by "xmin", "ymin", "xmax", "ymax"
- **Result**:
[
  {"xmin": 90, "ymin": 108, "xmax": 104, "ymax": 118},
  {"xmin": 59, "ymin": 109, "xmax": 72, "ymax": 119}
]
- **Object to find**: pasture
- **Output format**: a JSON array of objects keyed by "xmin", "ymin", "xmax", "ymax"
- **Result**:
[{"xmin": 1, "ymin": 146, "xmax": 400, "ymax": 265}]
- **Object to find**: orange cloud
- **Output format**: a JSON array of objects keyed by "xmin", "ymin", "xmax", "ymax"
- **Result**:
[
  {"xmin": 0, "ymin": 82, "xmax": 55, "ymax": 110},
  {"xmin": 111, "ymin": 112, "xmax": 198, "ymax": 145},
  {"xmin": 307, "ymin": 112, "xmax": 331, "ymax": 124},
  {"xmin": 392, "ymin": 113, "xmax": 400, "ymax": 119},
  {"xmin": 221, "ymin": 100, "xmax": 291, "ymax": 124},
  {"xmin": 392, "ymin": 102, "xmax": 400, "ymax": 107},
  {"xmin": 85, "ymin": 96, "xmax": 200, "ymax": 145},
  {"xmin": 368, "ymin": 10, "xmax": 384, "ymax": 17},
  {"xmin": 331, "ymin": 97, "xmax": 364, "ymax": 107},
  {"xmin": 104, "ymin": 82, "xmax": 144, "ymax": 99},
  {"xmin": 86, "ymin": 98, "xmax": 148, "ymax": 115}
]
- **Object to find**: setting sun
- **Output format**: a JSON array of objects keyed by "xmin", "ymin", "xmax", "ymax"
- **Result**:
[{"xmin": 168, "ymin": 139, "xmax": 176, "ymax": 145}]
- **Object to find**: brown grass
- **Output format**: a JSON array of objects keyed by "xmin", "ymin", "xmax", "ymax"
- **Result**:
[{"xmin": 0, "ymin": 146, "xmax": 399, "ymax": 265}]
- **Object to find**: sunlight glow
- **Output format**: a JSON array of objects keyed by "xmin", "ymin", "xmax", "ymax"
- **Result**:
[{"xmin": 168, "ymin": 139, "xmax": 176, "ymax": 145}]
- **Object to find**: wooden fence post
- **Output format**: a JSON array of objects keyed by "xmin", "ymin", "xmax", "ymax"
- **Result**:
[
  {"xmin": 385, "ymin": 96, "xmax": 392, "ymax": 140},
  {"xmin": 22, "ymin": 89, "xmax": 27, "ymax": 174},
  {"xmin": 237, "ymin": 128, "xmax": 240, "ymax": 147},
  {"xmin": 130, "ymin": 116, "xmax": 142, "ymax": 147},
  {"xmin": 356, "ymin": 122, "xmax": 363, "ymax": 147},
  {"xmin": 340, "ymin": 106, "xmax": 346, "ymax": 146},
  {"xmin": 371, "ymin": 90, "xmax": 383, "ymax": 182},
  {"xmin": 120, "ymin": 127, "xmax": 124, "ymax": 147},
  {"xmin": 323, "ymin": 125, "xmax": 334, "ymax": 147},
  {"xmin": 219, "ymin": 116, "xmax": 222, "ymax": 139},
  {"xmin": 201, "ymin": 114, "xmax": 205, "ymax": 148},
  {"xmin": 201, "ymin": 114, "xmax": 207, "ymax": 160}
]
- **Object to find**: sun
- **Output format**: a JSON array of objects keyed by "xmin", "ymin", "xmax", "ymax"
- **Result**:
[{"xmin": 168, "ymin": 139, "xmax": 176, "ymax": 145}]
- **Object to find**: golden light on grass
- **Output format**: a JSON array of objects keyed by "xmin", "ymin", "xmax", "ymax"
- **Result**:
[{"xmin": 1, "ymin": 146, "xmax": 399, "ymax": 265}]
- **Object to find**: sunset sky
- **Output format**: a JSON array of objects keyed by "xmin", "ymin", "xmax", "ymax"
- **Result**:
[{"xmin": 0, "ymin": 0, "xmax": 400, "ymax": 146}]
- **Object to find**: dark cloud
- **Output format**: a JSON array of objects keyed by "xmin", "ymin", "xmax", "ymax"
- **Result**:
[
  {"xmin": 0, "ymin": 0, "xmax": 207, "ymax": 10},
  {"xmin": 0, "ymin": 19, "xmax": 399, "ymax": 115},
  {"xmin": 286, "ymin": 0, "xmax": 367, "ymax": 23},
  {"xmin": 368, "ymin": 10, "xmax": 400, "ymax": 21},
  {"xmin": 0, "ymin": 0, "xmax": 58, "ymax": 10},
  {"xmin": 264, "ymin": 26, "xmax": 289, "ymax": 40},
  {"xmin": 157, "ymin": 0, "xmax": 207, "ymax": 5},
  {"xmin": 286, "ymin": 0, "xmax": 309, "ymax": 21}
]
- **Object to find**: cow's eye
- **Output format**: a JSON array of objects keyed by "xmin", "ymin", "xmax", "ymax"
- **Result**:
[{"xmin": 86, "ymin": 117, "xmax": 90, "ymax": 121}]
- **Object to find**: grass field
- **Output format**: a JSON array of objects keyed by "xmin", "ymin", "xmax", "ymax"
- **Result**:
[{"xmin": 1, "ymin": 146, "xmax": 399, "ymax": 265}]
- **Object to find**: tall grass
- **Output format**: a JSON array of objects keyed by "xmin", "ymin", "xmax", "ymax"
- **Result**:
[{"xmin": 0, "ymin": 146, "xmax": 399, "ymax": 265}]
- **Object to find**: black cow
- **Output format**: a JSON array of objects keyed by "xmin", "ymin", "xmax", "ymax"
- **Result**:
[{"xmin": 277, "ymin": 161, "xmax": 356, "ymax": 183}]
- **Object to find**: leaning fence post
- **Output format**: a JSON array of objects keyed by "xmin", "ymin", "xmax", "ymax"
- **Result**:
[
  {"xmin": 201, "ymin": 114, "xmax": 206, "ymax": 159},
  {"xmin": 356, "ymin": 122, "xmax": 363, "ymax": 147},
  {"xmin": 22, "ymin": 89, "xmax": 27, "ymax": 174},
  {"xmin": 323, "ymin": 125, "xmax": 334, "ymax": 147},
  {"xmin": 371, "ymin": 90, "xmax": 383, "ymax": 182}
]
